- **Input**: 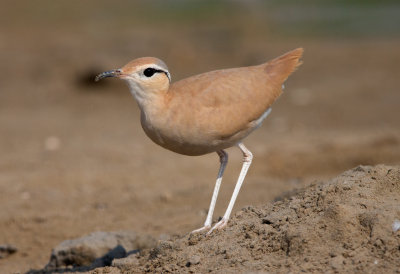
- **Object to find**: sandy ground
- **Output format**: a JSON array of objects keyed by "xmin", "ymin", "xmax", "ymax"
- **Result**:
[
  {"xmin": 1, "ymin": 2, "xmax": 400, "ymax": 273},
  {"xmin": 115, "ymin": 164, "xmax": 400, "ymax": 273}
]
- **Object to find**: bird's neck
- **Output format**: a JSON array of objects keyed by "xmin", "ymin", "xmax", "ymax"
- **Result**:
[
  {"xmin": 126, "ymin": 81, "xmax": 169, "ymax": 124},
  {"xmin": 127, "ymin": 81, "xmax": 164, "ymax": 107}
]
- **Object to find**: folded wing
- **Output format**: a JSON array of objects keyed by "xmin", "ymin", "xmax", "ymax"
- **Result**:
[{"xmin": 168, "ymin": 48, "xmax": 303, "ymax": 141}]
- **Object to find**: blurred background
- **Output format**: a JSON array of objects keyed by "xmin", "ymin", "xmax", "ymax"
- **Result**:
[{"xmin": 0, "ymin": 0, "xmax": 399, "ymax": 272}]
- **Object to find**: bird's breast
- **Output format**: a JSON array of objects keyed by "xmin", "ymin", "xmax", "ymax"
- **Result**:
[{"xmin": 140, "ymin": 110, "xmax": 216, "ymax": 156}]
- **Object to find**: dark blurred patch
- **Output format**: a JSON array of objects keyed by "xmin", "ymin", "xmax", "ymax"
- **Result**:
[
  {"xmin": 75, "ymin": 67, "xmax": 111, "ymax": 90},
  {"xmin": 369, "ymin": 135, "xmax": 399, "ymax": 148}
]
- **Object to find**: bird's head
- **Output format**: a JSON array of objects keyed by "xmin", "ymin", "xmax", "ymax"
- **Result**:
[{"xmin": 95, "ymin": 57, "xmax": 171, "ymax": 104}]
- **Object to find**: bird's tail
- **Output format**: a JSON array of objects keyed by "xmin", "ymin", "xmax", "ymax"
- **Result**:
[{"xmin": 264, "ymin": 48, "xmax": 303, "ymax": 84}]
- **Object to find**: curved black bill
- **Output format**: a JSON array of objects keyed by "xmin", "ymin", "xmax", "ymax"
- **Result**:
[{"xmin": 95, "ymin": 69, "xmax": 121, "ymax": 82}]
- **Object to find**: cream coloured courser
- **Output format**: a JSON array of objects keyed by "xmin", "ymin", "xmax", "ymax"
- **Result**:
[{"xmin": 96, "ymin": 48, "xmax": 303, "ymax": 234}]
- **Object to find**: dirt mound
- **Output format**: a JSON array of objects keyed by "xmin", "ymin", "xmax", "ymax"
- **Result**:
[{"xmin": 107, "ymin": 165, "xmax": 400, "ymax": 273}]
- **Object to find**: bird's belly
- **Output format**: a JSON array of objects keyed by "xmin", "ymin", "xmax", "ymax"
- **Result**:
[{"xmin": 141, "ymin": 117, "xmax": 256, "ymax": 156}]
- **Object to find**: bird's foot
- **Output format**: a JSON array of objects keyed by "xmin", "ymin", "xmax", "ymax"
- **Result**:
[
  {"xmin": 206, "ymin": 218, "xmax": 228, "ymax": 235},
  {"xmin": 191, "ymin": 225, "xmax": 211, "ymax": 234}
]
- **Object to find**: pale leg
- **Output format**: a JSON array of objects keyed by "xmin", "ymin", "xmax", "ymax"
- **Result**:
[
  {"xmin": 207, "ymin": 143, "xmax": 253, "ymax": 234},
  {"xmin": 191, "ymin": 150, "xmax": 228, "ymax": 233}
]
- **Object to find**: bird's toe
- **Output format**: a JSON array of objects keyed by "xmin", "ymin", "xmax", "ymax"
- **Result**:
[
  {"xmin": 191, "ymin": 225, "xmax": 211, "ymax": 234},
  {"xmin": 207, "ymin": 218, "xmax": 228, "ymax": 235}
]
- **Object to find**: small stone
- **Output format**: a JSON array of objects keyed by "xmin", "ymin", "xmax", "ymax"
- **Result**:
[
  {"xmin": 331, "ymin": 255, "xmax": 344, "ymax": 269},
  {"xmin": 392, "ymin": 220, "xmax": 400, "ymax": 232},
  {"xmin": 45, "ymin": 231, "xmax": 156, "ymax": 270},
  {"xmin": 186, "ymin": 255, "xmax": 201, "ymax": 266},
  {"xmin": 0, "ymin": 244, "xmax": 17, "ymax": 259}
]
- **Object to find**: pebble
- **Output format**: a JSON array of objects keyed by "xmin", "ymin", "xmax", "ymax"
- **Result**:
[
  {"xmin": 0, "ymin": 244, "xmax": 17, "ymax": 259},
  {"xmin": 186, "ymin": 255, "xmax": 201, "ymax": 266},
  {"xmin": 392, "ymin": 220, "xmax": 400, "ymax": 232},
  {"xmin": 330, "ymin": 255, "xmax": 344, "ymax": 269}
]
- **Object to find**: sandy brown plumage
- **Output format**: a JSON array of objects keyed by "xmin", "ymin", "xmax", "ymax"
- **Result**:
[{"xmin": 96, "ymin": 48, "xmax": 303, "ymax": 234}]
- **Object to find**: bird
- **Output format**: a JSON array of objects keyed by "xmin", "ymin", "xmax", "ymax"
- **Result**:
[{"xmin": 95, "ymin": 48, "xmax": 303, "ymax": 234}]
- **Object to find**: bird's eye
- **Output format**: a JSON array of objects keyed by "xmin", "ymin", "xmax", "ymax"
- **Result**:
[{"xmin": 143, "ymin": 68, "xmax": 156, "ymax": 77}]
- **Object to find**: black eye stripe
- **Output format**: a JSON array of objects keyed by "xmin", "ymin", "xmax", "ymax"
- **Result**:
[{"xmin": 143, "ymin": 67, "xmax": 167, "ymax": 77}]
